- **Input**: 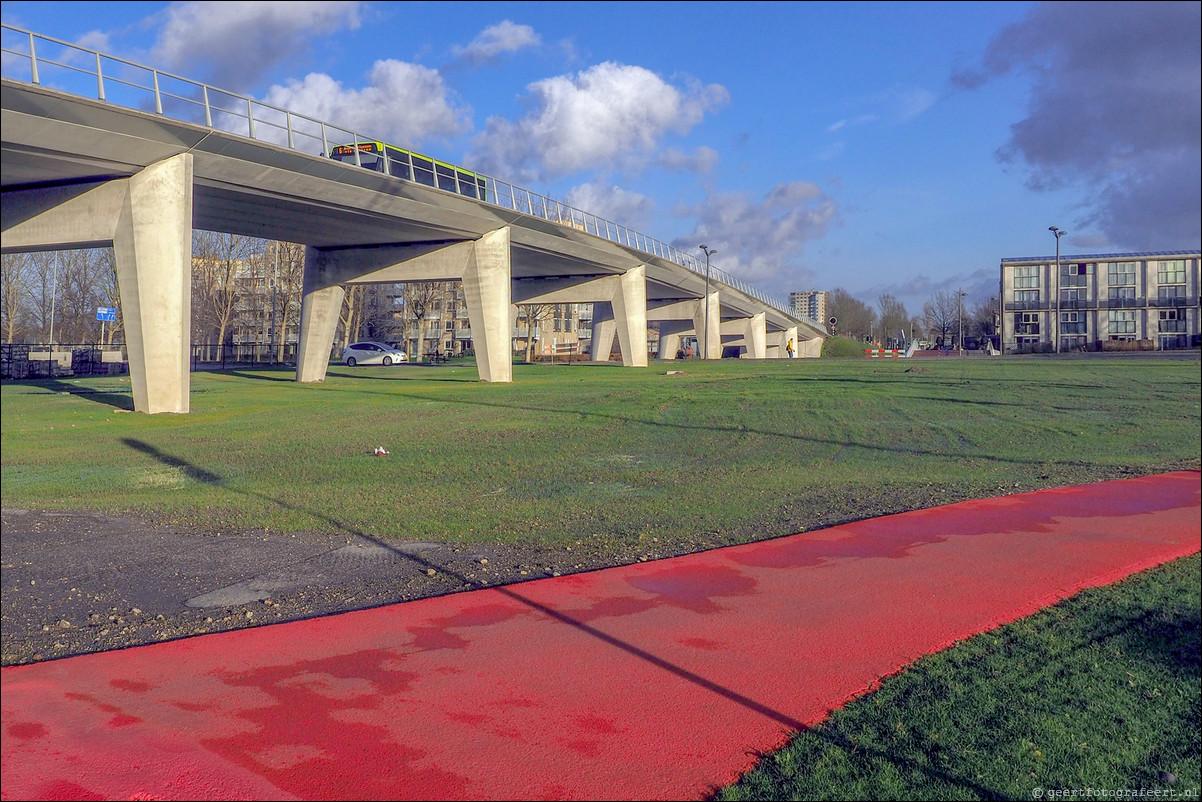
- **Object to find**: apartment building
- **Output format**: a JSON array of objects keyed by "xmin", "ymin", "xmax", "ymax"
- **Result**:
[
  {"xmin": 999, "ymin": 250, "xmax": 1200, "ymax": 353},
  {"xmin": 789, "ymin": 290, "xmax": 828, "ymax": 325}
]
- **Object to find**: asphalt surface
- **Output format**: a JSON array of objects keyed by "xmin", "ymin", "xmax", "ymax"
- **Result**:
[{"xmin": 2, "ymin": 471, "xmax": 1198, "ymax": 801}]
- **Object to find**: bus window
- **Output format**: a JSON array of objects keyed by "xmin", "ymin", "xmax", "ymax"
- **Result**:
[
  {"xmin": 435, "ymin": 164, "xmax": 457, "ymax": 193},
  {"xmin": 476, "ymin": 177, "xmax": 488, "ymax": 202},
  {"xmin": 330, "ymin": 143, "xmax": 383, "ymax": 172},
  {"xmin": 456, "ymin": 170, "xmax": 478, "ymax": 198},
  {"xmin": 385, "ymin": 147, "xmax": 412, "ymax": 181},
  {"xmin": 412, "ymin": 155, "xmax": 436, "ymax": 187}
]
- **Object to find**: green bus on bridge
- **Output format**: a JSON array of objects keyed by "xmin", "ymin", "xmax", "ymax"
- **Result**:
[{"xmin": 329, "ymin": 140, "xmax": 488, "ymax": 201}]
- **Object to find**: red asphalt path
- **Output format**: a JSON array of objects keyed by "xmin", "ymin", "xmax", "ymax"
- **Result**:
[{"xmin": 2, "ymin": 471, "xmax": 1199, "ymax": 801}]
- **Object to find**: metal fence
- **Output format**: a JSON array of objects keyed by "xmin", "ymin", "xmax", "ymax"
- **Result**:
[
  {"xmin": 0, "ymin": 343, "xmax": 304, "ymax": 379},
  {"xmin": 1, "ymin": 23, "xmax": 818, "ymax": 328}
]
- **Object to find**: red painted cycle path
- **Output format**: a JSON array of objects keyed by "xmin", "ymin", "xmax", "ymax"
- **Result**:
[{"xmin": 3, "ymin": 471, "xmax": 1199, "ymax": 802}]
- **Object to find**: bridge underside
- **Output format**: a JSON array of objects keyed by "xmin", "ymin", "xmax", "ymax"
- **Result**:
[{"xmin": 2, "ymin": 79, "xmax": 823, "ymax": 413}]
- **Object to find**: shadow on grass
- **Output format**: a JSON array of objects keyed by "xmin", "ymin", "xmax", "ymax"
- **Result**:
[
  {"xmin": 109, "ymin": 437, "xmax": 1011, "ymax": 799},
  {"xmin": 223, "ymin": 369, "xmax": 296, "ymax": 383},
  {"xmin": 35, "ymin": 379, "xmax": 134, "ymax": 411}
]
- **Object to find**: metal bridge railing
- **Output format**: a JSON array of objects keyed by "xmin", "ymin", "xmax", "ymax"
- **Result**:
[{"xmin": 1, "ymin": 23, "xmax": 818, "ymax": 327}]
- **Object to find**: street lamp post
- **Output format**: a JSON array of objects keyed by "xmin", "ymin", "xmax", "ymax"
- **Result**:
[
  {"xmin": 958, "ymin": 288, "xmax": 966, "ymax": 356},
  {"xmin": 1049, "ymin": 226, "xmax": 1067, "ymax": 354},
  {"xmin": 699, "ymin": 245, "xmax": 717, "ymax": 359}
]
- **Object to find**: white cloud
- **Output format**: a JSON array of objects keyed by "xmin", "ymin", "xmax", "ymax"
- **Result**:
[
  {"xmin": 150, "ymin": 1, "xmax": 364, "ymax": 92},
  {"xmin": 262, "ymin": 60, "xmax": 470, "ymax": 146},
  {"xmin": 451, "ymin": 21, "xmax": 540, "ymax": 66},
  {"xmin": 671, "ymin": 182, "xmax": 837, "ymax": 284},
  {"xmin": 468, "ymin": 62, "xmax": 730, "ymax": 180},
  {"xmin": 563, "ymin": 183, "xmax": 656, "ymax": 229}
]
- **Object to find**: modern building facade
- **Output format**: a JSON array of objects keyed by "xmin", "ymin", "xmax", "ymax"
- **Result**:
[
  {"xmin": 1000, "ymin": 250, "xmax": 1200, "ymax": 353},
  {"xmin": 789, "ymin": 291, "xmax": 829, "ymax": 325}
]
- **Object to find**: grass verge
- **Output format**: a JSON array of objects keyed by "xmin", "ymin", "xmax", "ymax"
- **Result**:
[
  {"xmin": 715, "ymin": 552, "xmax": 1201, "ymax": 801},
  {"xmin": 1, "ymin": 357, "xmax": 1198, "ymax": 553}
]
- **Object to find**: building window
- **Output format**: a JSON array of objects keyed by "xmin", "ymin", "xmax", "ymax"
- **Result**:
[
  {"xmin": 1158, "ymin": 285, "xmax": 1185, "ymax": 304},
  {"xmin": 1107, "ymin": 309, "xmax": 1136, "ymax": 337},
  {"xmin": 1060, "ymin": 286, "xmax": 1088, "ymax": 306},
  {"xmin": 1108, "ymin": 286, "xmax": 1136, "ymax": 305},
  {"xmin": 1014, "ymin": 266, "xmax": 1040, "ymax": 289},
  {"xmin": 1060, "ymin": 311, "xmax": 1086, "ymax": 334},
  {"xmin": 1157, "ymin": 260, "xmax": 1186, "ymax": 285},
  {"xmin": 1108, "ymin": 262, "xmax": 1136, "ymax": 286},
  {"xmin": 1014, "ymin": 289, "xmax": 1040, "ymax": 305},
  {"xmin": 1061, "ymin": 263, "xmax": 1091, "ymax": 286},
  {"xmin": 1158, "ymin": 309, "xmax": 1186, "ymax": 332},
  {"xmin": 1015, "ymin": 312, "xmax": 1040, "ymax": 335}
]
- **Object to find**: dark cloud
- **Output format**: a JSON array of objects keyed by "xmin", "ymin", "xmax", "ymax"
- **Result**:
[{"xmin": 956, "ymin": 1, "xmax": 1200, "ymax": 249}]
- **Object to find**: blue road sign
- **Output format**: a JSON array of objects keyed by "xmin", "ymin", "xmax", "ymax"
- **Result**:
[{"xmin": 96, "ymin": 306, "xmax": 117, "ymax": 322}]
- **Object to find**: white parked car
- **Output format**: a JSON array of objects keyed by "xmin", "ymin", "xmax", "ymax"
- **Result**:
[{"xmin": 342, "ymin": 341, "xmax": 408, "ymax": 366}]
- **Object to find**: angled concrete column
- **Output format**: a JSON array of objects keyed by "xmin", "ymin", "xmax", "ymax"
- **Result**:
[
  {"xmin": 660, "ymin": 331, "xmax": 682, "ymax": 360},
  {"xmin": 611, "ymin": 264, "xmax": 648, "ymax": 368},
  {"xmin": 111, "ymin": 154, "xmax": 194, "ymax": 414},
  {"xmin": 296, "ymin": 248, "xmax": 345, "ymax": 382},
  {"xmin": 461, "ymin": 228, "xmax": 513, "ymax": 383},
  {"xmin": 590, "ymin": 302, "xmax": 617, "ymax": 362},
  {"xmin": 798, "ymin": 337, "xmax": 824, "ymax": 358},
  {"xmin": 691, "ymin": 291, "xmax": 721, "ymax": 359},
  {"xmin": 741, "ymin": 312, "xmax": 767, "ymax": 359},
  {"xmin": 780, "ymin": 326, "xmax": 799, "ymax": 358}
]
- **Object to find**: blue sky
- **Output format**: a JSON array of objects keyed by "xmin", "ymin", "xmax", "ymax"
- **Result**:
[{"xmin": 3, "ymin": 1, "xmax": 1198, "ymax": 315}]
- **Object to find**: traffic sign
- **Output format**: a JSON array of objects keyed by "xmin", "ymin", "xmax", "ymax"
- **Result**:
[{"xmin": 96, "ymin": 306, "xmax": 117, "ymax": 322}]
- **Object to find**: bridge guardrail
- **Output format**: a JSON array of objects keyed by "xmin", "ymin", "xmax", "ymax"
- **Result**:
[{"xmin": 1, "ymin": 23, "xmax": 821, "ymax": 329}]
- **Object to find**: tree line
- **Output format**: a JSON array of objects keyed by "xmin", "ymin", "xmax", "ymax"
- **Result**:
[
  {"xmin": 2, "ymin": 232, "xmax": 432, "ymax": 356},
  {"xmin": 828, "ymin": 288, "xmax": 1000, "ymax": 349}
]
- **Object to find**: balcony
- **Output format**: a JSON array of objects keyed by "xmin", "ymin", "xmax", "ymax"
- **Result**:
[
  {"xmin": 1004, "ymin": 300, "xmax": 1048, "ymax": 312},
  {"xmin": 1149, "ymin": 295, "xmax": 1197, "ymax": 308},
  {"xmin": 1099, "ymin": 297, "xmax": 1145, "ymax": 309}
]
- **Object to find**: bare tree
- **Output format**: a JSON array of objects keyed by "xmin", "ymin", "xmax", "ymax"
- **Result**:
[
  {"xmin": 922, "ymin": 290, "xmax": 962, "ymax": 347},
  {"xmin": 273, "ymin": 242, "xmax": 305, "ymax": 363},
  {"xmin": 24, "ymin": 251, "xmax": 58, "ymax": 342},
  {"xmin": 1, "ymin": 252, "xmax": 32, "ymax": 343},
  {"xmin": 94, "ymin": 248, "xmax": 123, "ymax": 347},
  {"xmin": 193, "ymin": 231, "xmax": 258, "ymax": 359},
  {"xmin": 519, "ymin": 303, "xmax": 555, "ymax": 362},
  {"xmin": 401, "ymin": 281, "xmax": 446, "ymax": 358},
  {"xmin": 53, "ymin": 249, "xmax": 104, "ymax": 344},
  {"xmin": 338, "ymin": 284, "xmax": 368, "ymax": 351},
  {"xmin": 828, "ymin": 288, "xmax": 875, "ymax": 341},
  {"xmin": 877, "ymin": 294, "xmax": 910, "ymax": 346},
  {"xmin": 969, "ymin": 295, "xmax": 1001, "ymax": 344}
]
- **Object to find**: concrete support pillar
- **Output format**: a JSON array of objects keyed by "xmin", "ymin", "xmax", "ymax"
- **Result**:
[
  {"xmin": 781, "ymin": 325, "xmax": 798, "ymax": 358},
  {"xmin": 296, "ymin": 250, "xmax": 345, "ymax": 383},
  {"xmin": 691, "ymin": 291, "xmax": 721, "ymax": 359},
  {"xmin": 611, "ymin": 264, "xmax": 648, "ymax": 368},
  {"xmin": 590, "ymin": 302, "xmax": 617, "ymax": 363},
  {"xmin": 741, "ymin": 312, "xmax": 767, "ymax": 359},
  {"xmin": 111, "ymin": 154, "xmax": 194, "ymax": 414},
  {"xmin": 660, "ymin": 331, "xmax": 682, "ymax": 360},
  {"xmin": 461, "ymin": 228, "xmax": 513, "ymax": 383},
  {"xmin": 798, "ymin": 337, "xmax": 824, "ymax": 358}
]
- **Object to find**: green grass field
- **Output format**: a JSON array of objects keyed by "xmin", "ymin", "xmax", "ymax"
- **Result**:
[{"xmin": 1, "ymin": 357, "xmax": 1198, "ymax": 552}]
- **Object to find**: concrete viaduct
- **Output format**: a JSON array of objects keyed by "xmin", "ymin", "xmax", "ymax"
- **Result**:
[{"xmin": 1, "ymin": 35, "xmax": 823, "ymax": 414}]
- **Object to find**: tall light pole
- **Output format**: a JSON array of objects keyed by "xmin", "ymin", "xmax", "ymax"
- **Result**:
[
  {"xmin": 699, "ymin": 245, "xmax": 716, "ymax": 359},
  {"xmin": 958, "ymin": 288, "xmax": 966, "ymax": 356},
  {"xmin": 1049, "ymin": 226, "xmax": 1067, "ymax": 354}
]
